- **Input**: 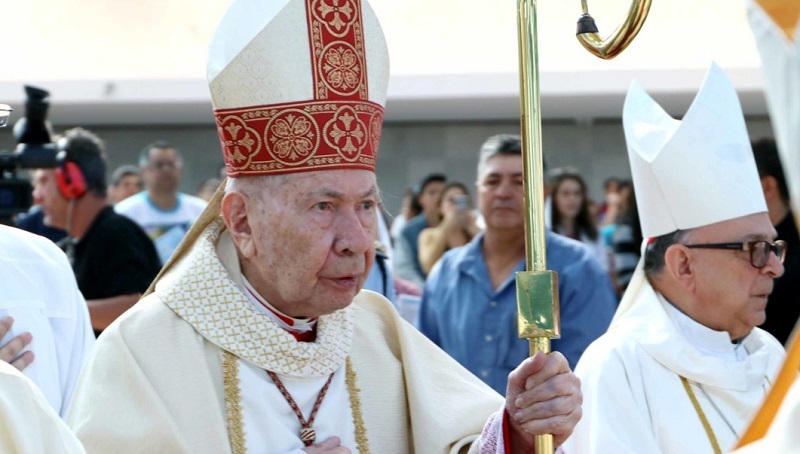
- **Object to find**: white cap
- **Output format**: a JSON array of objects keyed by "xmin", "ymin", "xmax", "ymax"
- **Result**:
[{"xmin": 623, "ymin": 63, "xmax": 767, "ymax": 238}]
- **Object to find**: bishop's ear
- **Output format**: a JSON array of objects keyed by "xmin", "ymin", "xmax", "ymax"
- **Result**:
[
  {"xmin": 663, "ymin": 244, "xmax": 695, "ymax": 288},
  {"xmin": 221, "ymin": 191, "xmax": 255, "ymax": 258}
]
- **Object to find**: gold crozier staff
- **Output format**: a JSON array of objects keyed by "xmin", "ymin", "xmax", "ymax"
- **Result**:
[{"xmin": 514, "ymin": 0, "xmax": 651, "ymax": 451}]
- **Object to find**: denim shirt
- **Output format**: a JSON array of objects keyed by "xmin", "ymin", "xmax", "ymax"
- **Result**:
[{"xmin": 419, "ymin": 231, "xmax": 616, "ymax": 394}]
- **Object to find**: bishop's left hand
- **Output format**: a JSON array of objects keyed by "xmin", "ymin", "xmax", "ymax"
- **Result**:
[
  {"xmin": 505, "ymin": 351, "xmax": 582, "ymax": 450},
  {"xmin": 0, "ymin": 316, "xmax": 34, "ymax": 372}
]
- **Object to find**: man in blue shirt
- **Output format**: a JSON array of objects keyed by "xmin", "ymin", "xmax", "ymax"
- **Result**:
[{"xmin": 419, "ymin": 134, "xmax": 616, "ymax": 394}]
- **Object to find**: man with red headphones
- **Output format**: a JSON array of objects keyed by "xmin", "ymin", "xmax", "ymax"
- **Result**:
[{"xmin": 33, "ymin": 127, "xmax": 162, "ymax": 336}]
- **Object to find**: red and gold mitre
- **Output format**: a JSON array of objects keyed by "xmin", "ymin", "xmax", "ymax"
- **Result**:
[{"xmin": 207, "ymin": 0, "xmax": 389, "ymax": 177}]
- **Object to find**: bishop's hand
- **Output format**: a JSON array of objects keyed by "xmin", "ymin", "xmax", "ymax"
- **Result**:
[
  {"xmin": 303, "ymin": 436, "xmax": 350, "ymax": 453},
  {"xmin": 505, "ymin": 351, "xmax": 582, "ymax": 451},
  {"xmin": 0, "ymin": 316, "xmax": 34, "ymax": 372}
]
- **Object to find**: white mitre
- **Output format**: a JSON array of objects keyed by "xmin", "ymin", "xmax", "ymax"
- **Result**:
[
  {"xmin": 206, "ymin": 0, "xmax": 389, "ymax": 178},
  {"xmin": 623, "ymin": 62, "xmax": 767, "ymax": 239},
  {"xmin": 613, "ymin": 63, "xmax": 768, "ymax": 322}
]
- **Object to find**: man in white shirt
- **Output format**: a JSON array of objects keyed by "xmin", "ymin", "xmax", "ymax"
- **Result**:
[
  {"xmin": 115, "ymin": 141, "xmax": 207, "ymax": 264},
  {"xmin": 564, "ymin": 64, "xmax": 787, "ymax": 453}
]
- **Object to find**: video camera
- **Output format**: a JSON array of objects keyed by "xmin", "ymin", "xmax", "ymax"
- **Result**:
[{"xmin": 0, "ymin": 86, "xmax": 61, "ymax": 225}]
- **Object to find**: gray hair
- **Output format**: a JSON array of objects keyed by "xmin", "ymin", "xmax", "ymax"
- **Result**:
[
  {"xmin": 643, "ymin": 229, "xmax": 693, "ymax": 279},
  {"xmin": 110, "ymin": 164, "xmax": 141, "ymax": 186},
  {"xmin": 225, "ymin": 174, "xmax": 286, "ymax": 197},
  {"xmin": 477, "ymin": 134, "xmax": 523, "ymax": 177}
]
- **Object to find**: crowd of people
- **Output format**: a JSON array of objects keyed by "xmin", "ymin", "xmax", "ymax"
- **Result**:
[{"xmin": 0, "ymin": 0, "xmax": 798, "ymax": 452}]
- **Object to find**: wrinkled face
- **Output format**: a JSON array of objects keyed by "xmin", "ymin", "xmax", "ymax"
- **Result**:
[
  {"xmin": 417, "ymin": 180, "xmax": 444, "ymax": 217},
  {"xmin": 237, "ymin": 169, "xmax": 378, "ymax": 318},
  {"xmin": 476, "ymin": 154, "xmax": 525, "ymax": 232},
  {"xmin": 554, "ymin": 178, "xmax": 583, "ymax": 220},
  {"xmin": 439, "ymin": 186, "xmax": 469, "ymax": 218},
  {"xmin": 683, "ymin": 212, "xmax": 784, "ymax": 339},
  {"xmin": 114, "ymin": 174, "xmax": 143, "ymax": 202},
  {"xmin": 143, "ymin": 148, "xmax": 181, "ymax": 194},
  {"xmin": 32, "ymin": 169, "xmax": 68, "ymax": 229}
]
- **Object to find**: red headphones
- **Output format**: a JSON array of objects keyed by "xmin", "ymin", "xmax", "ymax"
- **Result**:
[{"xmin": 55, "ymin": 160, "xmax": 87, "ymax": 199}]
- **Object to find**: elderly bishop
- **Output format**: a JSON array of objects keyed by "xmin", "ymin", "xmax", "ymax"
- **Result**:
[
  {"xmin": 564, "ymin": 63, "xmax": 787, "ymax": 453},
  {"xmin": 66, "ymin": 0, "xmax": 581, "ymax": 452}
]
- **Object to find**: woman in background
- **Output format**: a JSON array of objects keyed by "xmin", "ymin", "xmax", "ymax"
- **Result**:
[
  {"xmin": 418, "ymin": 182, "xmax": 480, "ymax": 274},
  {"xmin": 549, "ymin": 167, "xmax": 610, "ymax": 271}
]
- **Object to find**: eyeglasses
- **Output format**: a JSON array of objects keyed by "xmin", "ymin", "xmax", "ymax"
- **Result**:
[{"xmin": 684, "ymin": 240, "xmax": 787, "ymax": 269}]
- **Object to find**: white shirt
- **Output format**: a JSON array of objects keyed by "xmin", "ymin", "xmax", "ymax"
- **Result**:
[
  {"xmin": 0, "ymin": 225, "xmax": 95, "ymax": 417},
  {"xmin": 115, "ymin": 192, "xmax": 207, "ymax": 264}
]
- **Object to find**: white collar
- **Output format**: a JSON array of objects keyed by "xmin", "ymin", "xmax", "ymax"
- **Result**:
[
  {"xmin": 242, "ymin": 277, "xmax": 316, "ymax": 334},
  {"xmin": 156, "ymin": 220, "xmax": 353, "ymax": 377},
  {"xmin": 661, "ymin": 295, "xmax": 748, "ymax": 361}
]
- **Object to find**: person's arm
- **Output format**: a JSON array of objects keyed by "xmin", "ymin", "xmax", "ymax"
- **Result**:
[
  {"xmin": 0, "ymin": 316, "xmax": 33, "ymax": 371},
  {"xmin": 464, "ymin": 213, "xmax": 482, "ymax": 238},
  {"xmin": 86, "ymin": 294, "xmax": 141, "ymax": 331},
  {"xmin": 418, "ymin": 227, "xmax": 449, "ymax": 275}
]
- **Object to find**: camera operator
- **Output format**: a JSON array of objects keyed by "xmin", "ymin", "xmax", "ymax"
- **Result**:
[{"xmin": 34, "ymin": 128, "xmax": 161, "ymax": 335}]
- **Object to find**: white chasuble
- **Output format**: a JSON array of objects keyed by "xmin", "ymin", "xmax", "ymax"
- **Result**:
[
  {"xmin": 68, "ymin": 219, "xmax": 504, "ymax": 453},
  {"xmin": 565, "ymin": 278, "xmax": 786, "ymax": 454}
]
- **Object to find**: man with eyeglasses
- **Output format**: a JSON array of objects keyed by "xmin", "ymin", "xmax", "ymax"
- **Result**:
[
  {"xmin": 115, "ymin": 141, "xmax": 207, "ymax": 264},
  {"xmin": 564, "ymin": 63, "xmax": 787, "ymax": 453}
]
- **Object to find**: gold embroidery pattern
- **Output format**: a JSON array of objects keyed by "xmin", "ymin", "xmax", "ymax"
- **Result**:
[
  {"xmin": 158, "ymin": 220, "xmax": 353, "ymax": 377},
  {"xmin": 309, "ymin": 21, "xmax": 328, "ymax": 100},
  {"xmin": 267, "ymin": 110, "xmax": 320, "ymax": 166},
  {"xmin": 214, "ymin": 100, "xmax": 382, "ymax": 176},
  {"xmin": 346, "ymin": 357, "xmax": 370, "ymax": 453},
  {"xmin": 224, "ymin": 350, "xmax": 246, "ymax": 454},
  {"xmin": 324, "ymin": 106, "xmax": 367, "ymax": 161},
  {"xmin": 352, "ymin": 22, "xmax": 368, "ymax": 101},
  {"xmin": 320, "ymin": 43, "xmax": 361, "ymax": 97},
  {"xmin": 312, "ymin": 0, "xmax": 358, "ymax": 38},
  {"xmin": 307, "ymin": 0, "xmax": 367, "ymax": 101},
  {"xmin": 368, "ymin": 111, "xmax": 382, "ymax": 155},
  {"xmin": 218, "ymin": 116, "xmax": 262, "ymax": 171}
]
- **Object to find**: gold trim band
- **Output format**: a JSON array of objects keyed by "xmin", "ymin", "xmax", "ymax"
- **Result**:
[
  {"xmin": 224, "ymin": 350, "xmax": 246, "ymax": 454},
  {"xmin": 680, "ymin": 375, "xmax": 722, "ymax": 454}
]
